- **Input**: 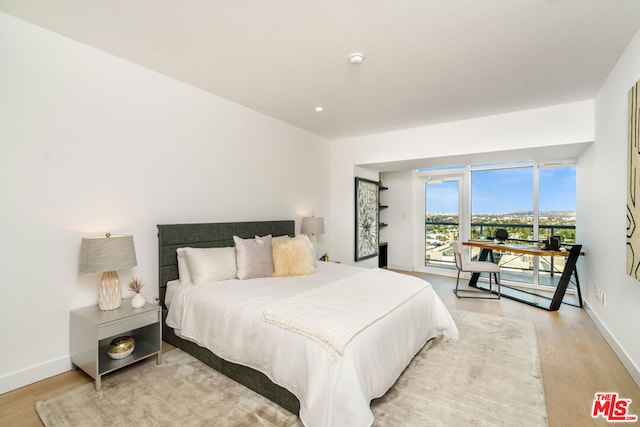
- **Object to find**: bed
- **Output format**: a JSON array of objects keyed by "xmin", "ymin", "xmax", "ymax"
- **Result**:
[{"xmin": 158, "ymin": 220, "xmax": 457, "ymax": 427}]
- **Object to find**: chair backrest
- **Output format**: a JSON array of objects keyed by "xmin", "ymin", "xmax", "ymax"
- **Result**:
[{"xmin": 452, "ymin": 241, "xmax": 465, "ymax": 270}]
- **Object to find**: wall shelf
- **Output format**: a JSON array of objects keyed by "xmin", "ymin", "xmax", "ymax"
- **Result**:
[
  {"xmin": 379, "ymin": 182, "xmax": 388, "ymax": 268},
  {"xmin": 379, "ymin": 242, "xmax": 388, "ymax": 268}
]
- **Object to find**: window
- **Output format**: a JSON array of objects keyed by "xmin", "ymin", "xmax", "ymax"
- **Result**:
[
  {"xmin": 471, "ymin": 166, "xmax": 533, "ymax": 241},
  {"xmin": 425, "ymin": 178, "xmax": 461, "ymax": 266},
  {"xmin": 421, "ymin": 162, "xmax": 576, "ymax": 288},
  {"xmin": 538, "ymin": 165, "xmax": 576, "ymax": 243},
  {"xmin": 538, "ymin": 165, "xmax": 576, "ymax": 286}
]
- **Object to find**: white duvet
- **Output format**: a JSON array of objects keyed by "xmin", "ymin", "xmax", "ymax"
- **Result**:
[
  {"xmin": 166, "ymin": 262, "xmax": 458, "ymax": 427},
  {"xmin": 264, "ymin": 268, "xmax": 430, "ymax": 359}
]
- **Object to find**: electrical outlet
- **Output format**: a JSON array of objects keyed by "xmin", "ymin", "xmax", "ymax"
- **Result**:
[{"xmin": 594, "ymin": 286, "xmax": 606, "ymax": 306}]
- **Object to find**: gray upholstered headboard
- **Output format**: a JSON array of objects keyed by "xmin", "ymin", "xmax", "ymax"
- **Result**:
[{"xmin": 157, "ymin": 220, "xmax": 295, "ymax": 308}]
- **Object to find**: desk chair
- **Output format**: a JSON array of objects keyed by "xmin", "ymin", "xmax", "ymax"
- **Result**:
[{"xmin": 452, "ymin": 241, "xmax": 501, "ymax": 299}]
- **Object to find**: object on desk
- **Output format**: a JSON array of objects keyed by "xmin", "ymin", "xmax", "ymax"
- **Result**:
[
  {"xmin": 494, "ymin": 228, "xmax": 509, "ymax": 242},
  {"xmin": 540, "ymin": 236, "xmax": 561, "ymax": 250},
  {"xmin": 452, "ymin": 241, "xmax": 501, "ymax": 299}
]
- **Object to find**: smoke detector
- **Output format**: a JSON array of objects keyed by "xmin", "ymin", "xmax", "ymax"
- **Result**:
[{"xmin": 349, "ymin": 52, "xmax": 365, "ymax": 65}]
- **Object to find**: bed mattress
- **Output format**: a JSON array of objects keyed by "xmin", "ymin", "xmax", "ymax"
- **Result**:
[{"xmin": 166, "ymin": 262, "xmax": 457, "ymax": 427}]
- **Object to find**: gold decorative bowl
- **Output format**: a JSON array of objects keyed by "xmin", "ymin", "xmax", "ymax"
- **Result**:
[{"xmin": 107, "ymin": 336, "xmax": 135, "ymax": 359}]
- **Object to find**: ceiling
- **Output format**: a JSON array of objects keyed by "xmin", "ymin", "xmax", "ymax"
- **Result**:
[{"xmin": 2, "ymin": 1, "xmax": 640, "ymax": 139}]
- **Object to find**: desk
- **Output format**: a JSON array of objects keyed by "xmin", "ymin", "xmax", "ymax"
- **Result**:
[{"xmin": 462, "ymin": 241, "xmax": 584, "ymax": 311}]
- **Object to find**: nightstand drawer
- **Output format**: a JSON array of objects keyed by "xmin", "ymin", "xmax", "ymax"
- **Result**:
[{"xmin": 98, "ymin": 310, "xmax": 158, "ymax": 339}]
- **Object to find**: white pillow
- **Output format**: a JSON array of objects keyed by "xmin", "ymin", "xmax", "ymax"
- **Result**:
[
  {"xmin": 300, "ymin": 234, "xmax": 318, "ymax": 266},
  {"xmin": 234, "ymin": 235, "xmax": 274, "ymax": 279},
  {"xmin": 165, "ymin": 279, "xmax": 182, "ymax": 308},
  {"xmin": 182, "ymin": 246, "xmax": 237, "ymax": 285},
  {"xmin": 176, "ymin": 248, "xmax": 193, "ymax": 286}
]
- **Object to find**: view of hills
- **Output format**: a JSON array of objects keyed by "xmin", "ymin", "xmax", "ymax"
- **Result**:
[
  {"xmin": 427, "ymin": 211, "xmax": 575, "ymax": 223},
  {"xmin": 427, "ymin": 210, "xmax": 575, "ymax": 218},
  {"xmin": 425, "ymin": 211, "xmax": 576, "ymax": 242}
]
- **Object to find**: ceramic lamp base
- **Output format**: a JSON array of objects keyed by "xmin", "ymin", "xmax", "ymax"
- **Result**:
[{"xmin": 99, "ymin": 271, "xmax": 122, "ymax": 311}]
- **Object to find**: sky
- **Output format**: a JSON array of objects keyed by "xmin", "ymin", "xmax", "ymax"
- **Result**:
[{"xmin": 426, "ymin": 166, "xmax": 576, "ymax": 214}]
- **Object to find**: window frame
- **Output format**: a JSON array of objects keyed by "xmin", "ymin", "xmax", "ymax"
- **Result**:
[{"xmin": 416, "ymin": 160, "xmax": 576, "ymax": 287}]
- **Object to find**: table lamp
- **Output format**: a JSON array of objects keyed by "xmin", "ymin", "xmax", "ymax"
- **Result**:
[
  {"xmin": 79, "ymin": 233, "xmax": 137, "ymax": 310},
  {"xmin": 301, "ymin": 216, "xmax": 324, "ymax": 241}
]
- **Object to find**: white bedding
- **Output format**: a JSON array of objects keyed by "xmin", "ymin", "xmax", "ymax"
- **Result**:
[
  {"xmin": 164, "ymin": 280, "xmax": 181, "ymax": 308},
  {"xmin": 264, "ymin": 268, "xmax": 429, "ymax": 358},
  {"xmin": 166, "ymin": 262, "xmax": 458, "ymax": 427}
]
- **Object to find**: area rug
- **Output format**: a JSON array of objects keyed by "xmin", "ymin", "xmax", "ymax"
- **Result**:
[{"xmin": 37, "ymin": 310, "xmax": 547, "ymax": 426}]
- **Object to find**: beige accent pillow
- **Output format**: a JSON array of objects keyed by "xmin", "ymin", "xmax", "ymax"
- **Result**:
[
  {"xmin": 234, "ymin": 235, "xmax": 274, "ymax": 279},
  {"xmin": 272, "ymin": 235, "xmax": 291, "ymax": 244},
  {"xmin": 182, "ymin": 247, "xmax": 237, "ymax": 285},
  {"xmin": 272, "ymin": 236, "xmax": 316, "ymax": 277}
]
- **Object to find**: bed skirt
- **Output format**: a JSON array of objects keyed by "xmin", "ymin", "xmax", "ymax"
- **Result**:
[{"xmin": 162, "ymin": 310, "xmax": 300, "ymax": 415}]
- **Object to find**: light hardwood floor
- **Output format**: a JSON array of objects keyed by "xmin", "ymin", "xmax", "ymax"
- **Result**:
[
  {"xmin": 1, "ymin": 274, "xmax": 639, "ymax": 427},
  {"xmin": 422, "ymin": 273, "xmax": 640, "ymax": 427}
]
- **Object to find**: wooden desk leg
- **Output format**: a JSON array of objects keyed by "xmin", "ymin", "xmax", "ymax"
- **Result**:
[{"xmin": 549, "ymin": 244, "xmax": 583, "ymax": 311}]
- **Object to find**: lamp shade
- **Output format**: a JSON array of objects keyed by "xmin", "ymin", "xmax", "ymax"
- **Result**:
[
  {"xmin": 79, "ymin": 233, "xmax": 137, "ymax": 273},
  {"xmin": 301, "ymin": 217, "xmax": 324, "ymax": 235}
]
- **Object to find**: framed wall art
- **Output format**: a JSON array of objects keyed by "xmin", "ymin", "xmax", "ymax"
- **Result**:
[
  {"xmin": 355, "ymin": 177, "xmax": 380, "ymax": 261},
  {"xmin": 628, "ymin": 78, "xmax": 640, "ymax": 280}
]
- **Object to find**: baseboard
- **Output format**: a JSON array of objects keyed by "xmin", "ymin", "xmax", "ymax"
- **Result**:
[
  {"xmin": 387, "ymin": 263, "xmax": 414, "ymax": 271},
  {"xmin": 0, "ymin": 355, "xmax": 71, "ymax": 394},
  {"xmin": 584, "ymin": 301, "xmax": 640, "ymax": 389}
]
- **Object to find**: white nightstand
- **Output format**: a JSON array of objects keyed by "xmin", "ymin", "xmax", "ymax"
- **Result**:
[{"xmin": 70, "ymin": 297, "xmax": 161, "ymax": 391}]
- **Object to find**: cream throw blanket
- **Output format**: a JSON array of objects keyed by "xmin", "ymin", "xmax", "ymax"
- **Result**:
[{"xmin": 263, "ymin": 268, "xmax": 428, "ymax": 358}]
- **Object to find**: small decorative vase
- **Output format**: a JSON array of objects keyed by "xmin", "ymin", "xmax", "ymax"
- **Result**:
[{"xmin": 131, "ymin": 293, "xmax": 145, "ymax": 309}]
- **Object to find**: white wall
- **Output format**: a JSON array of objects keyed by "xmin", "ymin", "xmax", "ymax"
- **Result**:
[
  {"xmin": 583, "ymin": 27, "xmax": 640, "ymax": 386},
  {"xmin": 327, "ymin": 139, "xmax": 355, "ymax": 265},
  {"xmin": 0, "ymin": 12, "xmax": 329, "ymax": 393},
  {"xmin": 352, "ymin": 101, "xmax": 594, "ymax": 168},
  {"xmin": 379, "ymin": 170, "xmax": 414, "ymax": 271}
]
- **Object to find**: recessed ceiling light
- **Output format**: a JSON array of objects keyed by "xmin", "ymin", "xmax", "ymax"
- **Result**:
[
  {"xmin": 315, "ymin": 106, "xmax": 324, "ymax": 112},
  {"xmin": 349, "ymin": 52, "xmax": 365, "ymax": 65}
]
